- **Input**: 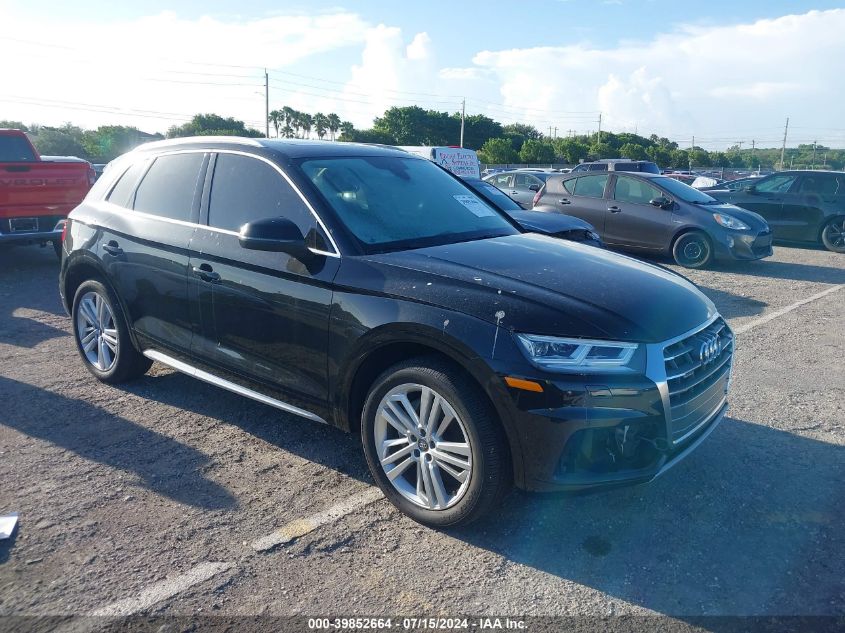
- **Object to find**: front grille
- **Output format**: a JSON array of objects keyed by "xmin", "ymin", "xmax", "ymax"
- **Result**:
[{"xmin": 663, "ymin": 318, "xmax": 733, "ymax": 443}]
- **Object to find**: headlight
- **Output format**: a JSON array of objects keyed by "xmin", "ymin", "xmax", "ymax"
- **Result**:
[
  {"xmin": 713, "ymin": 213, "xmax": 749, "ymax": 230},
  {"xmin": 515, "ymin": 333, "xmax": 639, "ymax": 371}
]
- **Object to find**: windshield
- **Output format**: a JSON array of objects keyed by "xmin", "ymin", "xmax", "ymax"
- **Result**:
[
  {"xmin": 299, "ymin": 156, "xmax": 517, "ymax": 252},
  {"xmin": 653, "ymin": 176, "xmax": 719, "ymax": 203}
]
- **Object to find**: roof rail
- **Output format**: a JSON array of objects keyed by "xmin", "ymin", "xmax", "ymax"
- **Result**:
[{"xmin": 135, "ymin": 136, "xmax": 264, "ymax": 151}]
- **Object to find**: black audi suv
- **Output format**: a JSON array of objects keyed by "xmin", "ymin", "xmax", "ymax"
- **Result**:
[{"xmin": 59, "ymin": 138, "xmax": 733, "ymax": 526}]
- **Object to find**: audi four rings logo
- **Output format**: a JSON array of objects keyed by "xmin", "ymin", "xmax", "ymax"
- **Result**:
[{"xmin": 698, "ymin": 335, "xmax": 723, "ymax": 364}]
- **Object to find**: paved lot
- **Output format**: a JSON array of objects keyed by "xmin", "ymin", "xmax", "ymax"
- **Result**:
[{"xmin": 0, "ymin": 243, "xmax": 843, "ymax": 625}]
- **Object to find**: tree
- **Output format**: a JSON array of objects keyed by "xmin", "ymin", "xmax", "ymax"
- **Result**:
[
  {"xmin": 688, "ymin": 149, "xmax": 711, "ymax": 168},
  {"xmin": 167, "ymin": 114, "xmax": 262, "ymax": 138},
  {"xmin": 588, "ymin": 142, "xmax": 619, "ymax": 160},
  {"xmin": 502, "ymin": 123, "xmax": 542, "ymax": 140},
  {"xmin": 373, "ymin": 106, "xmax": 454, "ymax": 145},
  {"xmin": 314, "ymin": 113, "xmax": 328, "ymax": 140},
  {"xmin": 82, "ymin": 126, "xmax": 158, "ymax": 162},
  {"xmin": 339, "ymin": 121, "xmax": 355, "ymax": 140},
  {"xmin": 477, "ymin": 137, "xmax": 517, "ymax": 164},
  {"xmin": 326, "ymin": 113, "xmax": 341, "ymax": 141},
  {"xmin": 299, "ymin": 113, "xmax": 313, "ymax": 139},
  {"xmin": 646, "ymin": 145, "xmax": 672, "ymax": 167},
  {"xmin": 618, "ymin": 143, "xmax": 649, "ymax": 161},
  {"xmin": 268, "ymin": 110, "xmax": 282, "ymax": 137},
  {"xmin": 456, "ymin": 113, "xmax": 503, "ymax": 150},
  {"xmin": 32, "ymin": 129, "xmax": 88, "ymax": 158},
  {"xmin": 0, "ymin": 120, "xmax": 28, "ymax": 131},
  {"xmin": 518, "ymin": 139, "xmax": 555, "ymax": 164},
  {"xmin": 281, "ymin": 106, "xmax": 295, "ymax": 138},
  {"xmin": 669, "ymin": 149, "xmax": 690, "ymax": 169},
  {"xmin": 552, "ymin": 139, "xmax": 589, "ymax": 165}
]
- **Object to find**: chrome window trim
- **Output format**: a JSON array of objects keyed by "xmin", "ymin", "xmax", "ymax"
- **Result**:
[
  {"xmin": 143, "ymin": 349, "xmax": 328, "ymax": 425},
  {"xmin": 92, "ymin": 147, "xmax": 341, "ymax": 258}
]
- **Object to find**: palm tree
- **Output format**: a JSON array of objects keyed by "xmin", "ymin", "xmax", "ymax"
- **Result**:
[
  {"xmin": 268, "ymin": 109, "xmax": 282, "ymax": 138},
  {"xmin": 326, "ymin": 113, "xmax": 341, "ymax": 141},
  {"xmin": 290, "ymin": 110, "xmax": 303, "ymax": 138},
  {"xmin": 339, "ymin": 120, "xmax": 354, "ymax": 140},
  {"xmin": 300, "ymin": 113, "xmax": 313, "ymax": 139},
  {"xmin": 314, "ymin": 113, "xmax": 328, "ymax": 140},
  {"xmin": 281, "ymin": 106, "xmax": 295, "ymax": 138}
]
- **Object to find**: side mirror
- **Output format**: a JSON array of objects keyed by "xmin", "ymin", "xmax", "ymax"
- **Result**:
[
  {"xmin": 239, "ymin": 217, "xmax": 306, "ymax": 255},
  {"xmin": 743, "ymin": 185, "xmax": 757, "ymax": 194},
  {"xmin": 528, "ymin": 183, "xmax": 541, "ymax": 192},
  {"xmin": 649, "ymin": 196, "xmax": 673, "ymax": 209}
]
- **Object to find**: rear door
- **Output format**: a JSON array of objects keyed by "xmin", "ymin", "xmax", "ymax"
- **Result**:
[
  {"xmin": 189, "ymin": 152, "xmax": 340, "ymax": 413},
  {"xmin": 564, "ymin": 174, "xmax": 611, "ymax": 234},
  {"xmin": 486, "ymin": 173, "xmax": 513, "ymax": 195},
  {"xmin": 99, "ymin": 151, "xmax": 207, "ymax": 354},
  {"xmin": 780, "ymin": 173, "xmax": 840, "ymax": 241},
  {"xmin": 604, "ymin": 175, "xmax": 672, "ymax": 250},
  {"xmin": 725, "ymin": 173, "xmax": 798, "ymax": 237}
]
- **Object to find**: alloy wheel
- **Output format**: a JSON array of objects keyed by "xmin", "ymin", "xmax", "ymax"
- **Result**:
[
  {"xmin": 822, "ymin": 219, "xmax": 845, "ymax": 252},
  {"xmin": 374, "ymin": 383, "xmax": 473, "ymax": 510},
  {"xmin": 75, "ymin": 291, "xmax": 118, "ymax": 371}
]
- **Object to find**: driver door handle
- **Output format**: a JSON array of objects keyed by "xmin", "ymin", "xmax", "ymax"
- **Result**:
[
  {"xmin": 192, "ymin": 264, "xmax": 220, "ymax": 283},
  {"xmin": 558, "ymin": 198, "xmax": 571, "ymax": 205},
  {"xmin": 608, "ymin": 205, "xmax": 622, "ymax": 213}
]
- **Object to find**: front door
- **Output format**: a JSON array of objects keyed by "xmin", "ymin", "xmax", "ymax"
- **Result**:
[
  {"xmin": 510, "ymin": 173, "xmax": 544, "ymax": 208},
  {"xmin": 604, "ymin": 175, "xmax": 672, "ymax": 250},
  {"xmin": 564, "ymin": 174, "xmax": 611, "ymax": 235},
  {"xmin": 189, "ymin": 152, "xmax": 340, "ymax": 413},
  {"xmin": 727, "ymin": 173, "xmax": 798, "ymax": 238}
]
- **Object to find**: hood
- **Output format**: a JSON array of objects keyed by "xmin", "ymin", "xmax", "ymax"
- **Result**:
[
  {"xmin": 355, "ymin": 233, "xmax": 715, "ymax": 343},
  {"xmin": 507, "ymin": 210, "xmax": 596, "ymax": 235}
]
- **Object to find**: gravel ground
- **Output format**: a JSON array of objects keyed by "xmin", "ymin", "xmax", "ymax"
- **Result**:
[{"xmin": 0, "ymin": 242, "xmax": 842, "ymax": 628}]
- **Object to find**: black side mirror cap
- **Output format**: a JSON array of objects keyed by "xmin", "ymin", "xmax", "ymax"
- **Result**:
[
  {"xmin": 743, "ymin": 185, "xmax": 757, "ymax": 193},
  {"xmin": 528, "ymin": 184, "xmax": 540, "ymax": 192},
  {"xmin": 650, "ymin": 197, "xmax": 673, "ymax": 209},
  {"xmin": 239, "ymin": 217, "xmax": 307, "ymax": 255}
]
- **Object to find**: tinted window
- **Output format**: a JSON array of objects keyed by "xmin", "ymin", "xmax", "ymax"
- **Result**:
[
  {"xmin": 755, "ymin": 174, "xmax": 797, "ymax": 194},
  {"xmin": 573, "ymin": 175, "xmax": 609, "ymax": 198},
  {"xmin": 0, "ymin": 134, "xmax": 37, "ymax": 162},
  {"xmin": 133, "ymin": 153, "xmax": 205, "ymax": 221},
  {"xmin": 300, "ymin": 157, "xmax": 517, "ymax": 252},
  {"xmin": 561, "ymin": 178, "xmax": 576, "ymax": 194},
  {"xmin": 614, "ymin": 162, "xmax": 661, "ymax": 174},
  {"xmin": 473, "ymin": 181, "xmax": 522, "ymax": 212},
  {"xmin": 209, "ymin": 154, "xmax": 316, "ymax": 234},
  {"xmin": 588, "ymin": 163, "xmax": 608, "ymax": 171},
  {"xmin": 652, "ymin": 176, "xmax": 717, "ymax": 203},
  {"xmin": 798, "ymin": 174, "xmax": 840, "ymax": 196},
  {"xmin": 107, "ymin": 160, "xmax": 148, "ymax": 208},
  {"xmin": 614, "ymin": 176, "xmax": 663, "ymax": 205}
]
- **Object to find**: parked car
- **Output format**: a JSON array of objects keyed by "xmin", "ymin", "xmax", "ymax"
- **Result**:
[
  {"xmin": 706, "ymin": 170, "xmax": 845, "ymax": 253},
  {"xmin": 533, "ymin": 171, "xmax": 773, "ymax": 267},
  {"xmin": 482, "ymin": 169, "xmax": 551, "ymax": 208},
  {"xmin": 0, "ymin": 129, "xmax": 95, "ymax": 256},
  {"xmin": 462, "ymin": 177, "xmax": 603, "ymax": 248},
  {"xmin": 699, "ymin": 176, "xmax": 761, "ymax": 192},
  {"xmin": 61, "ymin": 137, "xmax": 732, "ymax": 527},
  {"xmin": 571, "ymin": 159, "xmax": 661, "ymax": 174}
]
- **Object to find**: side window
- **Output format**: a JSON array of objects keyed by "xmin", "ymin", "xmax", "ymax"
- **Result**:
[
  {"xmin": 491, "ymin": 173, "xmax": 512, "ymax": 188},
  {"xmin": 208, "ymin": 153, "xmax": 317, "ymax": 237},
  {"xmin": 573, "ymin": 175, "xmax": 609, "ymax": 198},
  {"xmin": 106, "ymin": 160, "xmax": 148, "ymax": 208},
  {"xmin": 514, "ymin": 173, "xmax": 541, "ymax": 188},
  {"xmin": 799, "ymin": 175, "xmax": 838, "ymax": 196},
  {"xmin": 613, "ymin": 176, "xmax": 662, "ymax": 205},
  {"xmin": 755, "ymin": 174, "xmax": 797, "ymax": 194},
  {"xmin": 561, "ymin": 178, "xmax": 576, "ymax": 194},
  {"xmin": 588, "ymin": 163, "xmax": 608, "ymax": 171},
  {"xmin": 133, "ymin": 153, "xmax": 205, "ymax": 222}
]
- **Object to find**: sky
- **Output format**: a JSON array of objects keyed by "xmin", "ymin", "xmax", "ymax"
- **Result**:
[{"xmin": 2, "ymin": 0, "xmax": 844, "ymax": 150}]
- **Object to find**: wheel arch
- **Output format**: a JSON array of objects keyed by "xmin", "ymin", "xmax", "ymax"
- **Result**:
[{"xmin": 335, "ymin": 324, "xmax": 526, "ymax": 488}]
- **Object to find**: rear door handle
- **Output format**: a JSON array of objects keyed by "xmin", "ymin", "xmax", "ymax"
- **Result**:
[
  {"xmin": 558, "ymin": 198, "xmax": 571, "ymax": 205},
  {"xmin": 103, "ymin": 241, "xmax": 123, "ymax": 255},
  {"xmin": 608, "ymin": 206, "xmax": 622, "ymax": 213},
  {"xmin": 192, "ymin": 264, "xmax": 220, "ymax": 283}
]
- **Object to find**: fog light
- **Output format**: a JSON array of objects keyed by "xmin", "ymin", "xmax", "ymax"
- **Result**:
[{"xmin": 726, "ymin": 235, "xmax": 734, "ymax": 248}]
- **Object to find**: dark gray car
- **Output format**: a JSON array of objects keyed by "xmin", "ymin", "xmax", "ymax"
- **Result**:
[
  {"xmin": 533, "ymin": 172, "xmax": 773, "ymax": 268},
  {"xmin": 483, "ymin": 170, "xmax": 551, "ymax": 208}
]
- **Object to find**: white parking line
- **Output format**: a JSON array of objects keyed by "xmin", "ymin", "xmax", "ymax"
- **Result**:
[
  {"xmin": 733, "ymin": 284, "xmax": 842, "ymax": 335},
  {"xmin": 89, "ymin": 562, "xmax": 233, "ymax": 617},
  {"xmin": 252, "ymin": 486, "xmax": 384, "ymax": 552}
]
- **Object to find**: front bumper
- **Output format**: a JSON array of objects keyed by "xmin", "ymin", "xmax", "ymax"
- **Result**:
[
  {"xmin": 502, "ymin": 316, "xmax": 732, "ymax": 492},
  {"xmin": 713, "ymin": 228, "xmax": 773, "ymax": 261}
]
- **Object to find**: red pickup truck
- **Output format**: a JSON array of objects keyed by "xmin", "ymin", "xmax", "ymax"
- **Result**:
[{"xmin": 0, "ymin": 129, "xmax": 94, "ymax": 256}]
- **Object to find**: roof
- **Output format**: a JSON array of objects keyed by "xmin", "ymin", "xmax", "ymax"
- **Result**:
[{"xmin": 134, "ymin": 136, "xmax": 412, "ymax": 159}]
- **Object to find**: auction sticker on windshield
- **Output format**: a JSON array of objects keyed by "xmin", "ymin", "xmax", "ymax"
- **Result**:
[{"xmin": 453, "ymin": 194, "xmax": 496, "ymax": 217}]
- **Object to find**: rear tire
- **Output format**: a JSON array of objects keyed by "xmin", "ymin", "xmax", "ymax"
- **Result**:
[
  {"xmin": 361, "ymin": 357, "xmax": 511, "ymax": 527},
  {"xmin": 71, "ymin": 279, "xmax": 152, "ymax": 383},
  {"xmin": 672, "ymin": 231, "xmax": 713, "ymax": 268},
  {"xmin": 820, "ymin": 217, "xmax": 845, "ymax": 253}
]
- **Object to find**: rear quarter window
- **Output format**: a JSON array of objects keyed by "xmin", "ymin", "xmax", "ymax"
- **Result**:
[
  {"xmin": 106, "ymin": 160, "xmax": 149, "ymax": 208},
  {"xmin": 133, "ymin": 153, "xmax": 205, "ymax": 222}
]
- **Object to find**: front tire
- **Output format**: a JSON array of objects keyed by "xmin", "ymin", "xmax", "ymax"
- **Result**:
[
  {"xmin": 821, "ymin": 217, "xmax": 845, "ymax": 253},
  {"xmin": 673, "ymin": 231, "xmax": 713, "ymax": 268},
  {"xmin": 72, "ymin": 280, "xmax": 152, "ymax": 383},
  {"xmin": 361, "ymin": 357, "xmax": 511, "ymax": 527}
]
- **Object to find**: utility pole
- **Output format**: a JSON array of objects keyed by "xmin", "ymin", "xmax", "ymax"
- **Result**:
[
  {"xmin": 751, "ymin": 140, "xmax": 755, "ymax": 171},
  {"xmin": 459, "ymin": 98, "xmax": 465, "ymax": 148},
  {"xmin": 549, "ymin": 126, "xmax": 553, "ymax": 138},
  {"xmin": 812, "ymin": 140, "xmax": 817, "ymax": 169},
  {"xmin": 823, "ymin": 152, "xmax": 827, "ymax": 168},
  {"xmin": 568, "ymin": 129, "xmax": 575, "ymax": 138},
  {"xmin": 780, "ymin": 117, "xmax": 789, "ymax": 170},
  {"xmin": 264, "ymin": 68, "xmax": 270, "ymax": 139},
  {"xmin": 554, "ymin": 126, "xmax": 558, "ymax": 139},
  {"xmin": 597, "ymin": 113, "xmax": 602, "ymax": 145}
]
